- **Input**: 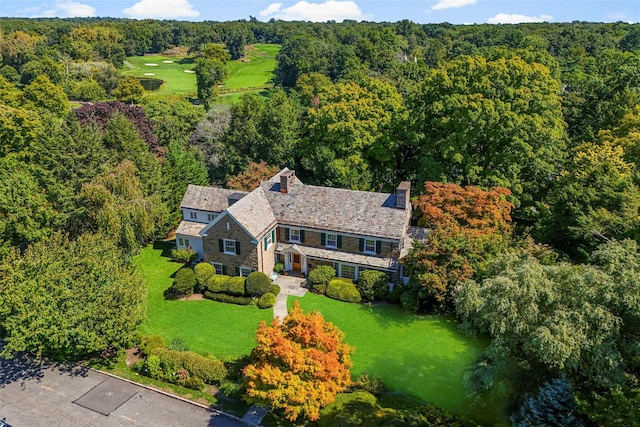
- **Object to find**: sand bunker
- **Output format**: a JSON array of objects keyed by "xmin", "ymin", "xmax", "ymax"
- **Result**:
[
  {"xmin": 184, "ymin": 69, "xmax": 196, "ymax": 73},
  {"xmin": 143, "ymin": 73, "xmax": 155, "ymax": 76},
  {"xmin": 162, "ymin": 60, "xmax": 174, "ymax": 63},
  {"xmin": 144, "ymin": 63, "xmax": 158, "ymax": 66}
]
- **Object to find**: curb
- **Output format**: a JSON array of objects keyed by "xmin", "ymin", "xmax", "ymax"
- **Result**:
[{"xmin": 92, "ymin": 368, "xmax": 251, "ymax": 426}]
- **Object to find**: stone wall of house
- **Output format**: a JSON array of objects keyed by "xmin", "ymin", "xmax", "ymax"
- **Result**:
[
  {"xmin": 258, "ymin": 234, "xmax": 277, "ymax": 275},
  {"xmin": 277, "ymin": 226, "xmax": 400, "ymax": 258},
  {"xmin": 203, "ymin": 216, "xmax": 258, "ymax": 276}
]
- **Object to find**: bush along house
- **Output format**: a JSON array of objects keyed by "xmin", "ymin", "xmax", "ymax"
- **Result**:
[{"xmin": 175, "ymin": 169, "xmax": 421, "ymax": 282}]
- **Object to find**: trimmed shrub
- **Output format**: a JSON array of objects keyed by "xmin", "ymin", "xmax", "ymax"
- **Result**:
[
  {"xmin": 246, "ymin": 271, "xmax": 272, "ymax": 296},
  {"xmin": 167, "ymin": 267, "xmax": 196, "ymax": 298},
  {"xmin": 313, "ymin": 283, "xmax": 327, "ymax": 294},
  {"xmin": 183, "ymin": 375, "xmax": 206, "ymax": 391},
  {"xmin": 356, "ymin": 270, "xmax": 389, "ymax": 301},
  {"xmin": 273, "ymin": 262, "xmax": 285, "ymax": 274},
  {"xmin": 227, "ymin": 276, "xmax": 246, "ymax": 296},
  {"xmin": 206, "ymin": 274, "xmax": 230, "ymax": 293},
  {"xmin": 203, "ymin": 291, "xmax": 254, "ymax": 306},
  {"xmin": 150, "ymin": 347, "xmax": 227, "ymax": 384},
  {"xmin": 308, "ymin": 265, "xmax": 335, "ymax": 287},
  {"xmin": 258, "ymin": 292, "xmax": 276, "ymax": 309},
  {"xmin": 270, "ymin": 284, "xmax": 281, "ymax": 296},
  {"xmin": 139, "ymin": 335, "xmax": 165, "ymax": 357},
  {"xmin": 327, "ymin": 279, "xmax": 362, "ymax": 303},
  {"xmin": 171, "ymin": 248, "xmax": 197, "ymax": 263},
  {"xmin": 194, "ymin": 263, "xmax": 215, "ymax": 292}
]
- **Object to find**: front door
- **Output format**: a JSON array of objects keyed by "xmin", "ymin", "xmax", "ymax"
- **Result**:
[{"xmin": 292, "ymin": 254, "xmax": 301, "ymax": 272}]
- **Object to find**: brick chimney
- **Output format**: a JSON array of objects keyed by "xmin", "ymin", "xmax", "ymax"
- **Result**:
[
  {"xmin": 396, "ymin": 181, "xmax": 411, "ymax": 210},
  {"xmin": 280, "ymin": 170, "xmax": 295, "ymax": 194}
]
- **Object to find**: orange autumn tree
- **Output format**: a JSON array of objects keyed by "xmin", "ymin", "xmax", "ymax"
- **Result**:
[
  {"xmin": 402, "ymin": 182, "xmax": 514, "ymax": 312},
  {"xmin": 227, "ymin": 160, "xmax": 279, "ymax": 191},
  {"xmin": 243, "ymin": 301, "xmax": 353, "ymax": 422}
]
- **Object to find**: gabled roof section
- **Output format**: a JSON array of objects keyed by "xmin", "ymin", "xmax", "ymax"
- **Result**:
[
  {"xmin": 180, "ymin": 184, "xmax": 247, "ymax": 212},
  {"xmin": 261, "ymin": 180, "xmax": 410, "ymax": 240},
  {"xmin": 176, "ymin": 220, "xmax": 207, "ymax": 237},
  {"xmin": 227, "ymin": 186, "xmax": 277, "ymax": 240}
]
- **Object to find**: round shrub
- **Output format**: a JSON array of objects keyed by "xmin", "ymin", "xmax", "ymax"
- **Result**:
[
  {"xmin": 258, "ymin": 292, "xmax": 276, "ymax": 309},
  {"xmin": 171, "ymin": 248, "xmax": 197, "ymax": 263},
  {"xmin": 227, "ymin": 276, "xmax": 246, "ymax": 296},
  {"xmin": 273, "ymin": 262, "xmax": 284, "ymax": 274},
  {"xmin": 356, "ymin": 270, "xmax": 389, "ymax": 301},
  {"xmin": 194, "ymin": 263, "xmax": 215, "ymax": 292},
  {"xmin": 169, "ymin": 267, "xmax": 196, "ymax": 297},
  {"xmin": 139, "ymin": 335, "xmax": 166, "ymax": 357},
  {"xmin": 270, "ymin": 284, "xmax": 281, "ymax": 296},
  {"xmin": 313, "ymin": 283, "xmax": 327, "ymax": 294},
  {"xmin": 245, "ymin": 271, "xmax": 272, "ymax": 296},
  {"xmin": 308, "ymin": 265, "xmax": 336, "ymax": 286},
  {"xmin": 206, "ymin": 274, "xmax": 230, "ymax": 293},
  {"xmin": 327, "ymin": 279, "xmax": 362, "ymax": 303}
]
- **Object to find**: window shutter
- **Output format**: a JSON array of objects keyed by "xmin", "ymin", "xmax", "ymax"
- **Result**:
[
  {"xmin": 235, "ymin": 266, "xmax": 240, "ymax": 276},
  {"xmin": 285, "ymin": 228, "xmax": 290, "ymax": 240},
  {"xmin": 359, "ymin": 238, "xmax": 364, "ymax": 252},
  {"xmin": 218, "ymin": 239, "xmax": 224, "ymax": 252},
  {"xmin": 222, "ymin": 265, "xmax": 227, "ymax": 275},
  {"xmin": 271, "ymin": 229, "xmax": 275, "ymax": 242},
  {"xmin": 236, "ymin": 241, "xmax": 241, "ymax": 255},
  {"xmin": 376, "ymin": 240, "xmax": 382, "ymax": 255},
  {"xmin": 321, "ymin": 233, "xmax": 326, "ymax": 246},
  {"xmin": 337, "ymin": 235, "xmax": 343, "ymax": 248},
  {"xmin": 263, "ymin": 237, "xmax": 267, "ymax": 251},
  {"xmin": 300, "ymin": 230, "xmax": 305, "ymax": 242}
]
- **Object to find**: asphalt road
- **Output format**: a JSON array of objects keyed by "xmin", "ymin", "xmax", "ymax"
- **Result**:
[{"xmin": 0, "ymin": 355, "xmax": 249, "ymax": 427}]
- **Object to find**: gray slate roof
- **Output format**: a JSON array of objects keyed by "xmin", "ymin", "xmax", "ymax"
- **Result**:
[
  {"xmin": 261, "ymin": 181, "xmax": 410, "ymax": 240},
  {"xmin": 180, "ymin": 184, "xmax": 247, "ymax": 212},
  {"xmin": 175, "ymin": 220, "xmax": 207, "ymax": 237},
  {"xmin": 227, "ymin": 186, "xmax": 277, "ymax": 239}
]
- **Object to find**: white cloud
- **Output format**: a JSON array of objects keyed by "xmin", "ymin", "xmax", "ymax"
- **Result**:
[
  {"xmin": 22, "ymin": 1, "xmax": 96, "ymax": 18},
  {"xmin": 487, "ymin": 13, "xmax": 553, "ymax": 24},
  {"xmin": 56, "ymin": 1, "xmax": 95, "ymax": 17},
  {"xmin": 259, "ymin": 3, "xmax": 283, "ymax": 17},
  {"xmin": 123, "ymin": 0, "xmax": 200, "ymax": 19},
  {"xmin": 258, "ymin": 0, "xmax": 367, "ymax": 22},
  {"xmin": 431, "ymin": 0, "xmax": 476, "ymax": 11}
]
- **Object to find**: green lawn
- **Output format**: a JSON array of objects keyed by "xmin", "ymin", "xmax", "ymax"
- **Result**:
[
  {"xmin": 289, "ymin": 294, "xmax": 503, "ymax": 424},
  {"xmin": 122, "ymin": 55, "xmax": 197, "ymax": 95},
  {"xmin": 122, "ymin": 44, "xmax": 279, "ymax": 98},
  {"xmin": 135, "ymin": 243, "xmax": 272, "ymax": 360}
]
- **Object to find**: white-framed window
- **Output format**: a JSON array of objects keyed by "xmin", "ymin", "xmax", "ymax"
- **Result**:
[
  {"xmin": 185, "ymin": 239, "xmax": 190, "ymax": 248},
  {"xmin": 190, "ymin": 211, "xmax": 197, "ymax": 220},
  {"xmin": 178, "ymin": 238, "xmax": 184, "ymax": 246},
  {"xmin": 289, "ymin": 228, "xmax": 301, "ymax": 242},
  {"xmin": 326, "ymin": 233, "xmax": 337, "ymax": 248},
  {"xmin": 340, "ymin": 264, "xmax": 358, "ymax": 280},
  {"xmin": 224, "ymin": 239, "xmax": 237, "ymax": 255},
  {"xmin": 364, "ymin": 239, "xmax": 376, "ymax": 254},
  {"xmin": 211, "ymin": 262, "xmax": 224, "ymax": 275},
  {"xmin": 239, "ymin": 267, "xmax": 253, "ymax": 277},
  {"xmin": 207, "ymin": 213, "xmax": 217, "ymax": 221},
  {"xmin": 264, "ymin": 230, "xmax": 273, "ymax": 250}
]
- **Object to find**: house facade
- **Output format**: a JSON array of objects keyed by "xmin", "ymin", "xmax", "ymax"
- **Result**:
[{"xmin": 175, "ymin": 169, "xmax": 416, "ymax": 281}]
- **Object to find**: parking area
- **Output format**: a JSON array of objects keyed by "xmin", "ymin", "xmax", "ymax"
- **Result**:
[{"xmin": 0, "ymin": 356, "xmax": 248, "ymax": 427}]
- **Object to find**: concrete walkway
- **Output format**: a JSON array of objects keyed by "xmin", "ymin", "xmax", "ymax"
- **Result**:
[{"xmin": 272, "ymin": 275, "xmax": 307, "ymax": 320}]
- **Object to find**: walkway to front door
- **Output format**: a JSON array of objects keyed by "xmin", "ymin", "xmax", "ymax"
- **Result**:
[{"xmin": 272, "ymin": 275, "xmax": 307, "ymax": 320}]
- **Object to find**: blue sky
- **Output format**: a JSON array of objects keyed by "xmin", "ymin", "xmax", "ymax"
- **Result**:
[{"xmin": 1, "ymin": 0, "xmax": 638, "ymax": 24}]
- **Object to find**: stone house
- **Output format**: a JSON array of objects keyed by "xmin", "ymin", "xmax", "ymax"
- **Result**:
[{"xmin": 175, "ymin": 169, "xmax": 419, "ymax": 281}]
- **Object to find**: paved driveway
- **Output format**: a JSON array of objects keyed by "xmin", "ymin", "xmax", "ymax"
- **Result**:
[{"xmin": 0, "ymin": 355, "xmax": 248, "ymax": 427}]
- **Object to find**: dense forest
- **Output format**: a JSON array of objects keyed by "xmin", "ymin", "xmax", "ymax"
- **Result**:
[{"xmin": 1, "ymin": 17, "xmax": 640, "ymax": 425}]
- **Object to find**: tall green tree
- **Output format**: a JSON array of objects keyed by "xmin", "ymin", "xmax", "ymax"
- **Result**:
[
  {"xmin": 0, "ymin": 232, "xmax": 146, "ymax": 360},
  {"xmin": 195, "ymin": 57, "xmax": 228, "ymax": 110},
  {"xmin": 22, "ymin": 74, "xmax": 69, "ymax": 117},
  {"xmin": 410, "ymin": 54, "xmax": 567, "ymax": 210}
]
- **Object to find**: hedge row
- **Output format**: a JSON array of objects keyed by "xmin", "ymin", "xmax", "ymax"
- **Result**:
[
  {"xmin": 327, "ymin": 279, "xmax": 362, "ymax": 303},
  {"xmin": 203, "ymin": 291, "xmax": 254, "ymax": 306},
  {"xmin": 150, "ymin": 347, "xmax": 227, "ymax": 384},
  {"xmin": 205, "ymin": 274, "xmax": 245, "ymax": 295}
]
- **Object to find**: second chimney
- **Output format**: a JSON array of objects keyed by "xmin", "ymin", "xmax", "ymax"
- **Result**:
[
  {"xmin": 396, "ymin": 181, "xmax": 411, "ymax": 209},
  {"xmin": 280, "ymin": 170, "xmax": 295, "ymax": 194}
]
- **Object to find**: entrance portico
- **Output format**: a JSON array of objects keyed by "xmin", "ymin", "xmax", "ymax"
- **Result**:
[{"xmin": 276, "ymin": 243, "xmax": 308, "ymax": 274}]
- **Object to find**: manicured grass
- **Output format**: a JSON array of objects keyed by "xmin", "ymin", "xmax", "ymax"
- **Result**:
[
  {"xmin": 289, "ymin": 294, "xmax": 503, "ymax": 424},
  {"xmin": 134, "ymin": 242, "xmax": 272, "ymax": 360},
  {"xmin": 122, "ymin": 44, "xmax": 279, "ymax": 98},
  {"xmin": 122, "ymin": 55, "xmax": 197, "ymax": 95}
]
